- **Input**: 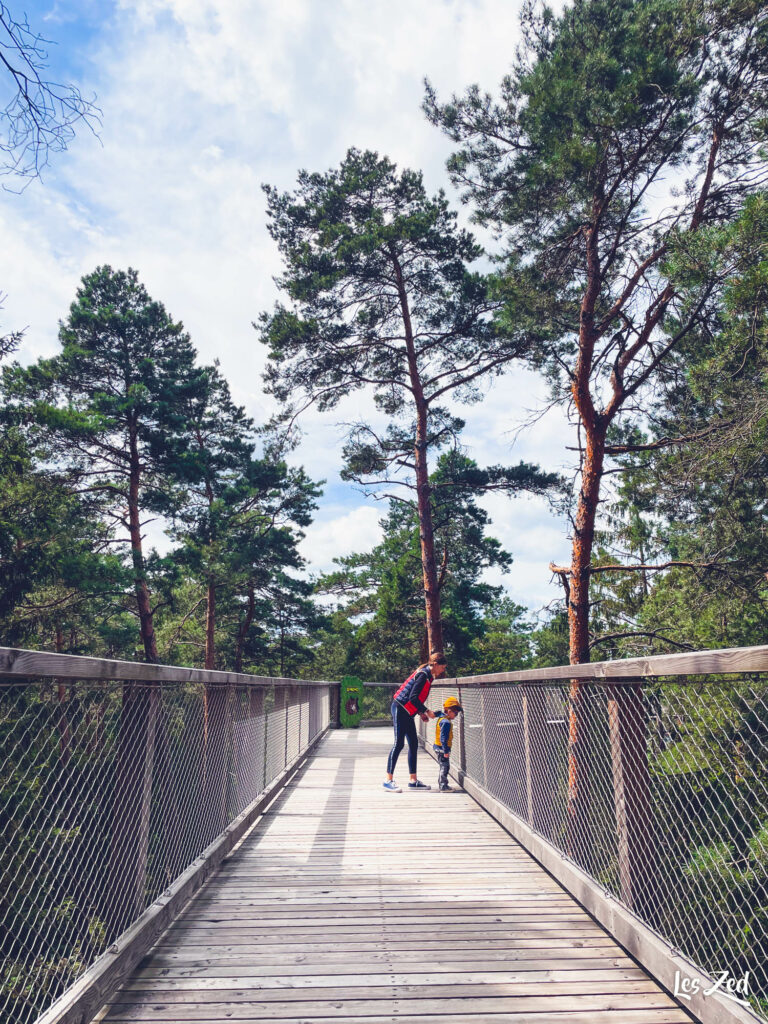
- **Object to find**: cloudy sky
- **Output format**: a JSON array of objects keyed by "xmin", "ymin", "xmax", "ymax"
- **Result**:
[{"xmin": 3, "ymin": 0, "xmax": 573, "ymax": 612}]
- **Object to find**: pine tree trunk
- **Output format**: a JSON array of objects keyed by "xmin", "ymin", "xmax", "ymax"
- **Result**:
[
  {"xmin": 390, "ymin": 243, "xmax": 444, "ymax": 656},
  {"xmin": 564, "ymin": 225, "xmax": 606, "ymax": 865},
  {"xmin": 568, "ymin": 423, "xmax": 606, "ymax": 665},
  {"xmin": 128, "ymin": 422, "xmax": 158, "ymax": 663},
  {"xmin": 414, "ymin": 401, "xmax": 443, "ymax": 655},
  {"xmin": 205, "ymin": 579, "xmax": 216, "ymax": 670},
  {"xmin": 112, "ymin": 422, "xmax": 160, "ymax": 927},
  {"xmin": 235, "ymin": 585, "xmax": 256, "ymax": 673},
  {"xmin": 564, "ymin": 419, "xmax": 607, "ymax": 868}
]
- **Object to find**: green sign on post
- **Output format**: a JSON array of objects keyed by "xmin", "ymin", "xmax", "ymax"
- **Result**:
[{"xmin": 340, "ymin": 676, "xmax": 364, "ymax": 728}]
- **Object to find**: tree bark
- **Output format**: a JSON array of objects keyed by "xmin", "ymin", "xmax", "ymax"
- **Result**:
[
  {"xmin": 564, "ymin": 219, "xmax": 605, "ymax": 868},
  {"xmin": 128, "ymin": 420, "xmax": 158, "ymax": 663},
  {"xmin": 568, "ymin": 422, "xmax": 607, "ymax": 665},
  {"xmin": 390, "ymin": 244, "xmax": 444, "ymax": 655},
  {"xmin": 235, "ymin": 584, "xmax": 256, "ymax": 673},
  {"xmin": 205, "ymin": 578, "xmax": 216, "ymax": 670},
  {"xmin": 413, "ymin": 400, "xmax": 443, "ymax": 655},
  {"xmin": 55, "ymin": 624, "xmax": 71, "ymax": 768}
]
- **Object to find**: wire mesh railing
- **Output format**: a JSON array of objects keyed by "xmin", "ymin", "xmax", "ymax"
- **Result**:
[
  {"xmin": 419, "ymin": 668, "xmax": 768, "ymax": 1022},
  {"xmin": 0, "ymin": 656, "xmax": 332, "ymax": 1024}
]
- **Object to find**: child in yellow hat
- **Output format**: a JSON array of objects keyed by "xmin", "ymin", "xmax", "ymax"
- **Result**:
[{"xmin": 433, "ymin": 695, "xmax": 462, "ymax": 791}]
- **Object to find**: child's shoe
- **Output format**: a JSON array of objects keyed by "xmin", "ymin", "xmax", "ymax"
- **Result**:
[
  {"xmin": 407, "ymin": 779, "xmax": 431, "ymax": 790},
  {"xmin": 382, "ymin": 780, "xmax": 402, "ymax": 792}
]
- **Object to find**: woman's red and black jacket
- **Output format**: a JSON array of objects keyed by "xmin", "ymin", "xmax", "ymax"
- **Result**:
[{"xmin": 393, "ymin": 665, "xmax": 433, "ymax": 716}]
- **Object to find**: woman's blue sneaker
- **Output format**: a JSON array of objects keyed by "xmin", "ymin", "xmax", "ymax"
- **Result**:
[
  {"xmin": 382, "ymin": 780, "xmax": 402, "ymax": 792},
  {"xmin": 408, "ymin": 779, "xmax": 431, "ymax": 790}
]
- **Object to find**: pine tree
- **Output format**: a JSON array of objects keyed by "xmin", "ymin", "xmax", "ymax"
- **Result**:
[
  {"xmin": 425, "ymin": 0, "xmax": 768, "ymax": 665},
  {"xmin": 259, "ymin": 148, "xmax": 549, "ymax": 657},
  {"xmin": 4, "ymin": 265, "xmax": 207, "ymax": 662},
  {"xmin": 318, "ymin": 451, "xmax": 525, "ymax": 681},
  {"xmin": 170, "ymin": 365, "xmax": 321, "ymax": 672}
]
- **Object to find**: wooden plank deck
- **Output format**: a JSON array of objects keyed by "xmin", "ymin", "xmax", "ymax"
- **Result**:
[{"xmin": 96, "ymin": 727, "xmax": 696, "ymax": 1024}]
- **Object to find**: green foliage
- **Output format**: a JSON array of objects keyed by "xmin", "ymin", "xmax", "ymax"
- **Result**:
[
  {"xmin": 587, "ymin": 193, "xmax": 768, "ymax": 655},
  {"xmin": 426, "ymin": 0, "xmax": 768, "ymax": 662},
  {"xmin": 166, "ymin": 362, "xmax": 321, "ymax": 671},
  {"xmin": 259, "ymin": 146, "xmax": 554, "ymax": 490},
  {"xmin": 316, "ymin": 451, "xmax": 539, "ymax": 682},
  {"xmin": 0, "ymin": 267, "xmax": 323, "ymax": 673},
  {"xmin": 260, "ymin": 147, "xmax": 503, "ymax": 412}
]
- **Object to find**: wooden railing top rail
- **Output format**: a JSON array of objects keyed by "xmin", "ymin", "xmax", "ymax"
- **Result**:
[
  {"xmin": 0, "ymin": 646, "xmax": 335, "ymax": 687},
  {"xmin": 6, "ymin": 642, "xmax": 768, "ymax": 689},
  {"xmin": 362, "ymin": 643, "xmax": 768, "ymax": 688}
]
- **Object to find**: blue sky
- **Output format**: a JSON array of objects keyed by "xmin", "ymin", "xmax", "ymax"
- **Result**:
[{"xmin": 3, "ymin": 0, "xmax": 573, "ymax": 612}]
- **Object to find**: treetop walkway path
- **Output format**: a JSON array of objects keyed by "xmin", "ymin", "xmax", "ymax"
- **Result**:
[{"xmin": 2, "ymin": 645, "xmax": 768, "ymax": 1024}]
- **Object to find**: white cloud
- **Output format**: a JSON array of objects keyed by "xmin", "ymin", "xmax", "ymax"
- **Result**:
[
  {"xmin": 299, "ymin": 505, "xmax": 383, "ymax": 575},
  {"xmin": 1, "ymin": 0, "xmax": 576, "ymax": 610}
]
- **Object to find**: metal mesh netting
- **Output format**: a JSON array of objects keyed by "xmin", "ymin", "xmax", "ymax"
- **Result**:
[
  {"xmin": 422, "ymin": 678, "xmax": 768, "ymax": 1021},
  {"xmin": 0, "ymin": 678, "xmax": 330, "ymax": 1024},
  {"xmin": 361, "ymin": 684, "xmax": 394, "ymax": 723}
]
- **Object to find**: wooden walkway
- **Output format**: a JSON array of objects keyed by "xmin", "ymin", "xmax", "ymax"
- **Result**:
[{"xmin": 96, "ymin": 727, "xmax": 695, "ymax": 1024}]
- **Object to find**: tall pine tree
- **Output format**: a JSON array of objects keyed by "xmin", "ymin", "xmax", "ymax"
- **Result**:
[
  {"xmin": 4, "ymin": 266, "xmax": 207, "ymax": 662},
  {"xmin": 260, "ymin": 148, "xmax": 551, "ymax": 656}
]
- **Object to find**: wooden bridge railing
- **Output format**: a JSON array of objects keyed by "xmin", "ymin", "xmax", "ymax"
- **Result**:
[
  {"xmin": 399, "ymin": 644, "xmax": 768, "ymax": 1024},
  {"xmin": 0, "ymin": 648, "xmax": 339, "ymax": 1024},
  {"xmin": 6, "ymin": 643, "xmax": 768, "ymax": 1024}
]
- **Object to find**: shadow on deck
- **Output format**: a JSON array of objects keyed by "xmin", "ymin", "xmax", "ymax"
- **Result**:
[{"xmin": 94, "ymin": 727, "xmax": 696, "ymax": 1024}]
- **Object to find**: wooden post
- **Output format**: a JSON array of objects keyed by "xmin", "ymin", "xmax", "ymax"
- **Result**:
[
  {"xmin": 298, "ymin": 686, "xmax": 304, "ymax": 751},
  {"xmin": 273, "ymin": 686, "xmax": 289, "ymax": 770},
  {"xmin": 154, "ymin": 706, "xmax": 182, "ymax": 882},
  {"xmin": 523, "ymin": 685, "xmax": 552, "ymax": 836},
  {"xmin": 507, "ymin": 686, "xmax": 526, "ymax": 814},
  {"xmin": 248, "ymin": 684, "xmax": 264, "ymax": 718},
  {"xmin": 479, "ymin": 689, "xmax": 488, "ymax": 789},
  {"xmin": 203, "ymin": 683, "xmax": 231, "ymax": 845},
  {"xmin": 248, "ymin": 685, "xmax": 266, "ymax": 796},
  {"xmin": 109, "ymin": 681, "xmax": 160, "ymax": 930},
  {"xmin": 329, "ymin": 682, "xmax": 341, "ymax": 729},
  {"xmin": 607, "ymin": 681, "xmax": 656, "ymax": 913},
  {"xmin": 566, "ymin": 680, "xmax": 593, "ymax": 872},
  {"xmin": 284, "ymin": 686, "xmax": 293, "ymax": 764},
  {"xmin": 456, "ymin": 684, "xmax": 466, "ymax": 776}
]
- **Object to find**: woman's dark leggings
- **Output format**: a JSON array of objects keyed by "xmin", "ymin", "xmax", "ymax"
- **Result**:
[{"xmin": 387, "ymin": 700, "xmax": 418, "ymax": 775}]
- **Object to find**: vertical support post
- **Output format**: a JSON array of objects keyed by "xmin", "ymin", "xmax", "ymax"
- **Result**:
[
  {"xmin": 607, "ymin": 680, "xmax": 656, "ymax": 913},
  {"xmin": 282, "ymin": 686, "xmax": 290, "ymax": 768},
  {"xmin": 110, "ymin": 680, "xmax": 160, "ymax": 930},
  {"xmin": 252, "ymin": 684, "xmax": 268, "ymax": 794},
  {"xmin": 329, "ymin": 682, "xmax": 341, "ymax": 729},
  {"xmin": 480, "ymin": 688, "xmax": 488, "ymax": 789},
  {"xmin": 566, "ymin": 680, "xmax": 593, "ymax": 871},
  {"xmin": 457, "ymin": 684, "xmax": 466, "ymax": 776},
  {"xmin": 508, "ymin": 686, "xmax": 526, "ymax": 813},
  {"xmin": 203, "ymin": 682, "xmax": 231, "ymax": 844},
  {"xmin": 248, "ymin": 684, "xmax": 266, "ymax": 795},
  {"xmin": 154, "ymin": 704, "xmax": 182, "ymax": 882},
  {"xmin": 298, "ymin": 686, "xmax": 303, "ymax": 752},
  {"xmin": 523, "ymin": 685, "xmax": 552, "ymax": 835},
  {"xmin": 248, "ymin": 684, "xmax": 264, "ymax": 718}
]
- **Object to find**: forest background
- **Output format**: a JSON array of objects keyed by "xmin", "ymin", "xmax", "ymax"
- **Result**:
[{"xmin": 0, "ymin": 0, "xmax": 766, "ymax": 685}]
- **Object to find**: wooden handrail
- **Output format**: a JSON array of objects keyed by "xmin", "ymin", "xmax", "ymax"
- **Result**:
[
  {"xmin": 361, "ymin": 643, "xmax": 768, "ymax": 686},
  {"xmin": 6, "ymin": 641, "xmax": 768, "ymax": 688},
  {"xmin": 0, "ymin": 646, "xmax": 335, "ymax": 686}
]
